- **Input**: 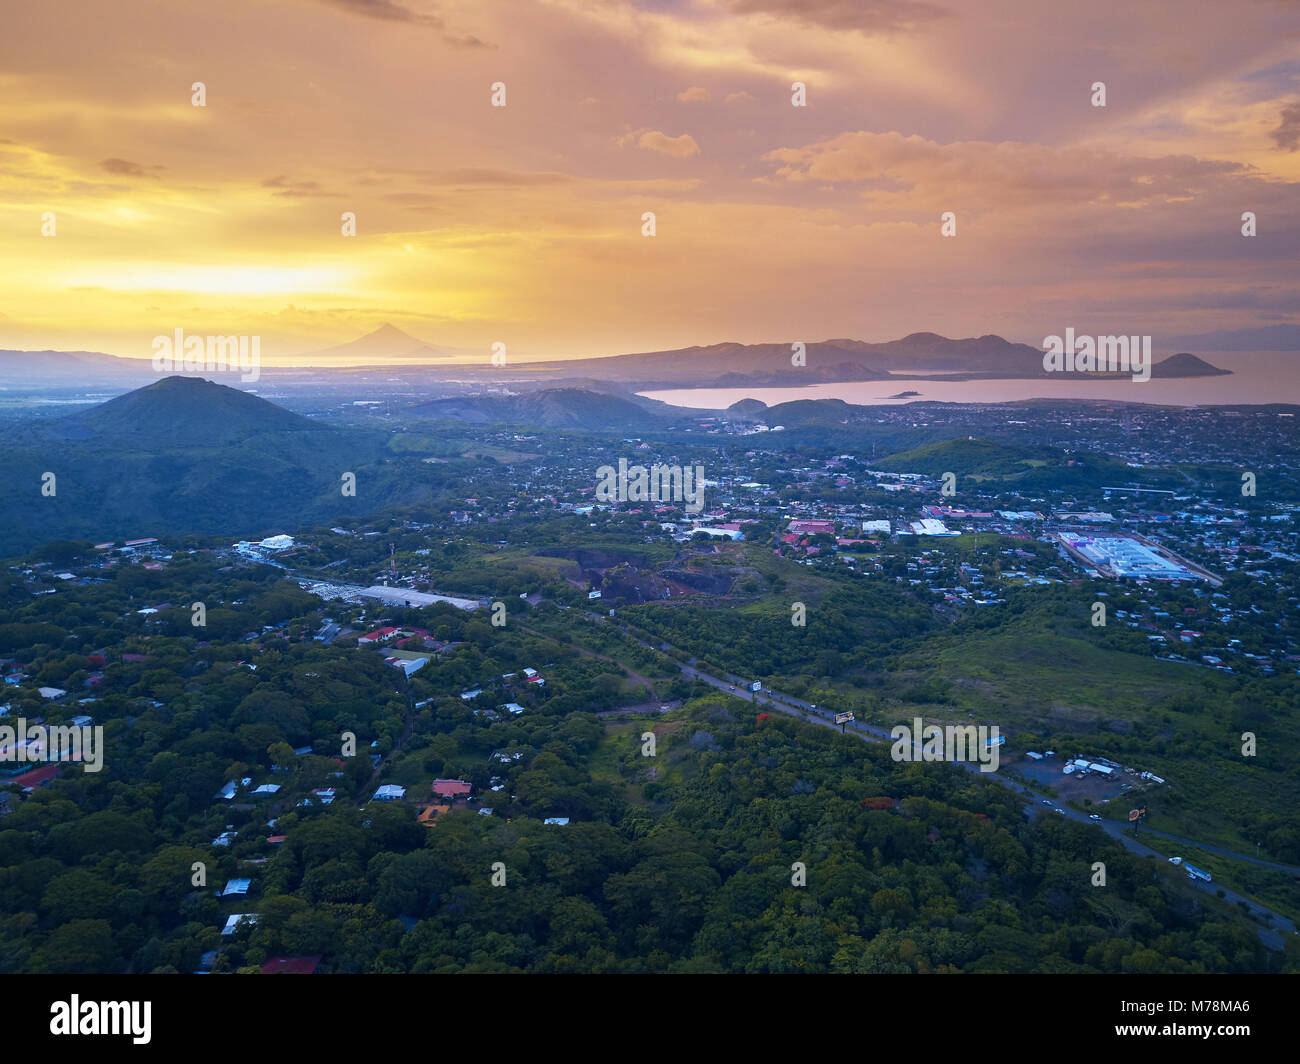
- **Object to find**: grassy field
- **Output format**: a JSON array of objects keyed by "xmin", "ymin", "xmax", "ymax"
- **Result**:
[
  {"xmin": 877, "ymin": 611, "xmax": 1300, "ymax": 865},
  {"xmin": 590, "ymin": 714, "xmax": 696, "ymax": 808}
]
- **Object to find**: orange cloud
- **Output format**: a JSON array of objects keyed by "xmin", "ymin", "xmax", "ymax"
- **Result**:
[{"xmin": 627, "ymin": 129, "xmax": 702, "ymax": 157}]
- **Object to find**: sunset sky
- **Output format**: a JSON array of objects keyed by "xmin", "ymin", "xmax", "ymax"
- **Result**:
[{"xmin": 3, "ymin": 0, "xmax": 1299, "ymax": 363}]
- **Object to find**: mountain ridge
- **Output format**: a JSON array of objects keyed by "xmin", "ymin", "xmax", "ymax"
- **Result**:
[{"xmin": 3, "ymin": 329, "xmax": 1234, "ymax": 386}]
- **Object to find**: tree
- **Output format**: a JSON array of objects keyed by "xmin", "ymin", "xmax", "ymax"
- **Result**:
[{"xmin": 27, "ymin": 919, "xmax": 119, "ymax": 973}]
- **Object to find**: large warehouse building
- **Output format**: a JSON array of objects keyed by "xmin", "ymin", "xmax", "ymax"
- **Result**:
[{"xmin": 1057, "ymin": 533, "xmax": 1202, "ymax": 581}]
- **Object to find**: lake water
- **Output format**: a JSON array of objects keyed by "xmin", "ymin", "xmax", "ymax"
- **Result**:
[{"xmin": 640, "ymin": 351, "xmax": 1300, "ymax": 409}]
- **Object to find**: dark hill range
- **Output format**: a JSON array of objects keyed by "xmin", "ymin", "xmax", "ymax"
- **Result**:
[
  {"xmin": 0, "ymin": 349, "xmax": 158, "ymax": 387},
  {"xmin": 519, "ymin": 339, "xmax": 896, "ymax": 385},
  {"xmin": 508, "ymin": 333, "xmax": 1231, "ymax": 387},
  {"xmin": 3, "ymin": 331, "xmax": 1231, "ymax": 392},
  {"xmin": 408, "ymin": 387, "xmax": 664, "ymax": 429},
  {"xmin": 513, "ymin": 332, "xmax": 1051, "ymax": 385}
]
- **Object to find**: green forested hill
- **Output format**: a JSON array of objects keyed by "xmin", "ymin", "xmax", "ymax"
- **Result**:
[{"xmin": 0, "ymin": 378, "xmax": 473, "ymax": 556}]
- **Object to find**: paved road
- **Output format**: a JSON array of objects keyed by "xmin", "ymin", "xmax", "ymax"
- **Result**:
[
  {"xmin": 593, "ymin": 612, "xmax": 1297, "ymax": 949},
  {"xmin": 1135, "ymin": 824, "xmax": 1300, "ymax": 877}
]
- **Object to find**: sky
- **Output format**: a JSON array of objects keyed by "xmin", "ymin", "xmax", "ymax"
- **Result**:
[{"xmin": 2, "ymin": 0, "xmax": 1298, "ymax": 363}]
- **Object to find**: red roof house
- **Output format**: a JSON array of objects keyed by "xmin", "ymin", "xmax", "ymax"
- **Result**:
[
  {"xmin": 788, "ymin": 519, "xmax": 835, "ymax": 536},
  {"xmin": 260, "ymin": 955, "xmax": 322, "ymax": 975},
  {"xmin": 9, "ymin": 763, "xmax": 62, "ymax": 790}
]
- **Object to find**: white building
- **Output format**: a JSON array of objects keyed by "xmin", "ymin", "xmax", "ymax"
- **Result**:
[
  {"xmin": 385, "ymin": 656, "xmax": 427, "ymax": 677},
  {"xmin": 358, "ymin": 585, "xmax": 480, "ymax": 610},
  {"xmin": 908, "ymin": 519, "xmax": 959, "ymax": 537},
  {"xmin": 221, "ymin": 914, "xmax": 258, "ymax": 936}
]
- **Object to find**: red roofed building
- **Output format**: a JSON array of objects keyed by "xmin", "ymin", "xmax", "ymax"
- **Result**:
[
  {"xmin": 9, "ymin": 763, "xmax": 61, "ymax": 790},
  {"xmin": 432, "ymin": 779, "xmax": 473, "ymax": 799},
  {"xmin": 394, "ymin": 629, "xmax": 431, "ymax": 649},
  {"xmin": 260, "ymin": 955, "xmax": 322, "ymax": 975},
  {"xmin": 788, "ymin": 519, "xmax": 835, "ymax": 536}
]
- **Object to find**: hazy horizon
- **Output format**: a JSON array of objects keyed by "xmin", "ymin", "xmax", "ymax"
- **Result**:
[{"xmin": 7, "ymin": 324, "xmax": 1298, "ymax": 372}]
